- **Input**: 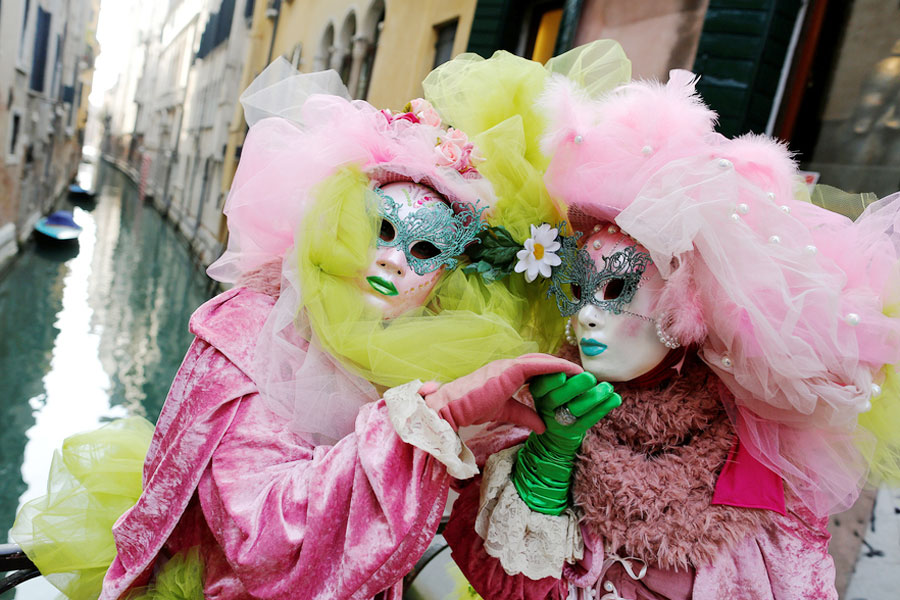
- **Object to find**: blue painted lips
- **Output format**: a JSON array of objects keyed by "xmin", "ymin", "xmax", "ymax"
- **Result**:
[{"xmin": 580, "ymin": 338, "xmax": 607, "ymax": 357}]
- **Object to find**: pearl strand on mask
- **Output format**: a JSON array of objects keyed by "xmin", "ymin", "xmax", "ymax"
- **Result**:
[
  {"xmin": 654, "ymin": 313, "xmax": 681, "ymax": 349},
  {"xmin": 565, "ymin": 317, "xmax": 578, "ymax": 346}
]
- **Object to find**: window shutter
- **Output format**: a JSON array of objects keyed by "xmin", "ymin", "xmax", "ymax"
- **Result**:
[{"xmin": 692, "ymin": 0, "xmax": 802, "ymax": 136}]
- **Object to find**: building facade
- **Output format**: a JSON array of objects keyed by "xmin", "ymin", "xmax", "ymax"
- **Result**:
[
  {"xmin": 220, "ymin": 0, "xmax": 480, "ymax": 199},
  {"xmin": 107, "ymin": 0, "xmax": 898, "ymax": 272},
  {"xmin": 119, "ymin": 0, "xmax": 253, "ymax": 266},
  {"xmin": 0, "ymin": 0, "xmax": 98, "ymax": 268}
]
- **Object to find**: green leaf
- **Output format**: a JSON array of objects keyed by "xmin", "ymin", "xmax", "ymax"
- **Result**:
[{"xmin": 463, "ymin": 225, "xmax": 523, "ymax": 283}]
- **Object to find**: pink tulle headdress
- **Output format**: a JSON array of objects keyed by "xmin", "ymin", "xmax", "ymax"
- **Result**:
[
  {"xmin": 541, "ymin": 70, "xmax": 900, "ymax": 516},
  {"xmin": 205, "ymin": 59, "xmax": 497, "ymax": 446},
  {"xmin": 208, "ymin": 59, "xmax": 492, "ymax": 285}
]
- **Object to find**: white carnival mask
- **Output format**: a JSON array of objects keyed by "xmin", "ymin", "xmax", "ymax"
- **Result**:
[
  {"xmin": 360, "ymin": 181, "xmax": 473, "ymax": 319},
  {"xmin": 569, "ymin": 229, "xmax": 670, "ymax": 382}
]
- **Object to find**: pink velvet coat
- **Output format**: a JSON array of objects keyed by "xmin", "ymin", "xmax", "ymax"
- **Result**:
[{"xmin": 100, "ymin": 287, "xmax": 450, "ymax": 600}]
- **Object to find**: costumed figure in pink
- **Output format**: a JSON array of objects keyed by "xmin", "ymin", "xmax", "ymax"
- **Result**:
[
  {"xmin": 12, "ymin": 59, "xmax": 572, "ymax": 600},
  {"xmin": 425, "ymin": 52, "xmax": 900, "ymax": 600}
]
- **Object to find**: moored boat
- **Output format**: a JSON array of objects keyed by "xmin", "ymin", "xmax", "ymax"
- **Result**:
[{"xmin": 34, "ymin": 211, "xmax": 82, "ymax": 242}]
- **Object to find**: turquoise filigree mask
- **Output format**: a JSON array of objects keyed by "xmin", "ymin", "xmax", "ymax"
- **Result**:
[
  {"xmin": 374, "ymin": 185, "xmax": 486, "ymax": 276},
  {"xmin": 548, "ymin": 234, "xmax": 652, "ymax": 318}
]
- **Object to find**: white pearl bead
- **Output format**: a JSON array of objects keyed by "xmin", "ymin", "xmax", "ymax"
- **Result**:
[
  {"xmin": 608, "ymin": 225, "xmax": 619, "ymax": 234},
  {"xmin": 721, "ymin": 356, "xmax": 733, "ymax": 368},
  {"xmin": 573, "ymin": 135, "xmax": 584, "ymax": 144},
  {"xmin": 845, "ymin": 313, "xmax": 860, "ymax": 326},
  {"xmin": 859, "ymin": 400, "xmax": 872, "ymax": 413},
  {"xmin": 717, "ymin": 158, "xmax": 732, "ymax": 169},
  {"xmin": 737, "ymin": 203, "xmax": 749, "ymax": 215},
  {"xmin": 641, "ymin": 145, "xmax": 653, "ymax": 155},
  {"xmin": 593, "ymin": 224, "xmax": 602, "ymax": 232},
  {"xmin": 804, "ymin": 244, "xmax": 817, "ymax": 255},
  {"xmin": 872, "ymin": 383, "xmax": 882, "ymax": 397},
  {"xmin": 769, "ymin": 235, "xmax": 781, "ymax": 244},
  {"xmin": 767, "ymin": 192, "xmax": 776, "ymax": 200},
  {"xmin": 730, "ymin": 213, "xmax": 740, "ymax": 222},
  {"xmin": 780, "ymin": 205, "xmax": 791, "ymax": 214},
  {"xmin": 592, "ymin": 240, "xmax": 602, "ymax": 250}
]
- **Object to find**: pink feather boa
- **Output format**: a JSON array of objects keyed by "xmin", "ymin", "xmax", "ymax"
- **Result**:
[{"xmin": 573, "ymin": 354, "xmax": 772, "ymax": 571}]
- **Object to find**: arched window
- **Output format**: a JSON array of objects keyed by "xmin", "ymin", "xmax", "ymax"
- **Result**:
[
  {"xmin": 338, "ymin": 12, "xmax": 357, "ymax": 85},
  {"xmin": 357, "ymin": 0, "xmax": 385, "ymax": 100},
  {"xmin": 316, "ymin": 23, "xmax": 334, "ymax": 72}
]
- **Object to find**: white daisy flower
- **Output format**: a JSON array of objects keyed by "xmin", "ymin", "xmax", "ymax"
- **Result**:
[{"xmin": 514, "ymin": 224, "xmax": 562, "ymax": 282}]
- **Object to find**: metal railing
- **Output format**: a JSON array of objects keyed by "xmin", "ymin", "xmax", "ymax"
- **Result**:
[{"xmin": 0, "ymin": 543, "xmax": 39, "ymax": 594}]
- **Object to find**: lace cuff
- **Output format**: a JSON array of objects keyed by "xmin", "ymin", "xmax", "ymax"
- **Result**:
[
  {"xmin": 384, "ymin": 381, "xmax": 478, "ymax": 479},
  {"xmin": 475, "ymin": 445, "xmax": 583, "ymax": 580}
]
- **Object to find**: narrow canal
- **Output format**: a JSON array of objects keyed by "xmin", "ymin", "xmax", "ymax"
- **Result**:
[{"xmin": 0, "ymin": 161, "xmax": 215, "ymax": 598}]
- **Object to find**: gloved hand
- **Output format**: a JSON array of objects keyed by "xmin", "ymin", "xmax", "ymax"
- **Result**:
[
  {"xmin": 421, "ymin": 354, "xmax": 583, "ymax": 432},
  {"xmin": 511, "ymin": 372, "xmax": 621, "ymax": 515}
]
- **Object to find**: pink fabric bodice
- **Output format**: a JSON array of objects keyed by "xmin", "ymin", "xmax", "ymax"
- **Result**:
[{"xmin": 100, "ymin": 288, "xmax": 450, "ymax": 599}]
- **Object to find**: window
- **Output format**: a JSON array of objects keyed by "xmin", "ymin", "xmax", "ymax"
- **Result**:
[
  {"xmin": 433, "ymin": 19, "xmax": 458, "ymax": 69},
  {"xmin": 30, "ymin": 7, "xmax": 51, "ymax": 92},
  {"xmin": 338, "ymin": 12, "xmax": 356, "ymax": 85},
  {"xmin": 357, "ymin": 2, "xmax": 385, "ymax": 101},
  {"xmin": 9, "ymin": 112, "xmax": 21, "ymax": 156},
  {"xmin": 18, "ymin": 0, "xmax": 31, "ymax": 59},
  {"xmin": 289, "ymin": 43, "xmax": 302, "ymax": 69},
  {"xmin": 317, "ymin": 24, "xmax": 334, "ymax": 71}
]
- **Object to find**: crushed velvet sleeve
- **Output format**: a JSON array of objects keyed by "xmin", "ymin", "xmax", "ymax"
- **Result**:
[
  {"xmin": 197, "ymin": 392, "xmax": 450, "ymax": 600},
  {"xmin": 693, "ymin": 497, "xmax": 837, "ymax": 600},
  {"xmin": 443, "ymin": 477, "xmax": 568, "ymax": 600},
  {"xmin": 383, "ymin": 380, "xmax": 478, "ymax": 479}
]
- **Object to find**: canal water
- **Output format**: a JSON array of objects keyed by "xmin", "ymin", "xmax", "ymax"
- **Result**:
[{"xmin": 0, "ymin": 161, "xmax": 215, "ymax": 598}]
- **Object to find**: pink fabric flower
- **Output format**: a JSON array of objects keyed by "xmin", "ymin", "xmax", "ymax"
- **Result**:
[
  {"xmin": 393, "ymin": 112, "xmax": 421, "ymax": 125},
  {"xmin": 417, "ymin": 106, "xmax": 442, "ymax": 127},
  {"xmin": 408, "ymin": 98, "xmax": 430, "ymax": 114},
  {"xmin": 446, "ymin": 128, "xmax": 469, "ymax": 145},
  {"xmin": 435, "ymin": 139, "xmax": 464, "ymax": 168},
  {"xmin": 467, "ymin": 144, "xmax": 485, "ymax": 167}
]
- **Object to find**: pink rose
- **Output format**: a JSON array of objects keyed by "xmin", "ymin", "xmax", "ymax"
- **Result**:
[
  {"xmin": 417, "ymin": 106, "xmax": 442, "ymax": 127},
  {"xmin": 467, "ymin": 144, "xmax": 485, "ymax": 167},
  {"xmin": 408, "ymin": 98, "xmax": 431, "ymax": 114},
  {"xmin": 393, "ymin": 112, "xmax": 420, "ymax": 124},
  {"xmin": 435, "ymin": 139, "xmax": 463, "ymax": 167},
  {"xmin": 446, "ymin": 128, "xmax": 469, "ymax": 145}
]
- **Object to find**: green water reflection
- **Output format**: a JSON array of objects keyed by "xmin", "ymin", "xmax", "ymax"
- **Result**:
[{"xmin": 0, "ymin": 161, "xmax": 214, "ymax": 596}]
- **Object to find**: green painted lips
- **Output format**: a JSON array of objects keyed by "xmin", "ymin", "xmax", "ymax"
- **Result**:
[{"xmin": 367, "ymin": 276, "xmax": 399, "ymax": 296}]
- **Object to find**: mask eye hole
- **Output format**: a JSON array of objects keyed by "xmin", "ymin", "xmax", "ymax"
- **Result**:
[
  {"xmin": 409, "ymin": 241, "xmax": 441, "ymax": 259},
  {"xmin": 379, "ymin": 219, "xmax": 396, "ymax": 242},
  {"xmin": 600, "ymin": 277, "xmax": 625, "ymax": 300},
  {"xmin": 570, "ymin": 283, "xmax": 582, "ymax": 301}
]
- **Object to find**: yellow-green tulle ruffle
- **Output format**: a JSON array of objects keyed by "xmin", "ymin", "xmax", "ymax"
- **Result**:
[
  {"xmin": 296, "ymin": 168, "xmax": 564, "ymax": 387},
  {"xmin": 126, "ymin": 548, "xmax": 204, "ymax": 600},
  {"xmin": 11, "ymin": 417, "xmax": 154, "ymax": 600},
  {"xmin": 423, "ymin": 39, "xmax": 631, "ymax": 172}
]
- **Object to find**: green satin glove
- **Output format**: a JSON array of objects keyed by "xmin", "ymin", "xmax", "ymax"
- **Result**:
[{"xmin": 511, "ymin": 371, "xmax": 621, "ymax": 515}]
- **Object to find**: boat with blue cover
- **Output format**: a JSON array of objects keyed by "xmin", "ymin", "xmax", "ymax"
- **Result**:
[{"xmin": 34, "ymin": 211, "xmax": 82, "ymax": 242}]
